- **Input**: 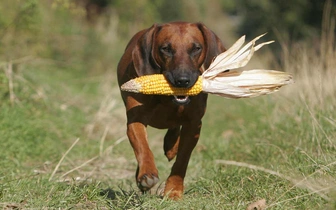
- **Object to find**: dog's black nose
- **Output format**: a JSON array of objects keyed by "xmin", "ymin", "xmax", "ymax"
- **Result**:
[{"xmin": 175, "ymin": 76, "xmax": 191, "ymax": 88}]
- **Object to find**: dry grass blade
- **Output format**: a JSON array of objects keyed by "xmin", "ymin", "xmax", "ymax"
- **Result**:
[
  {"xmin": 59, "ymin": 156, "xmax": 98, "ymax": 179},
  {"xmin": 268, "ymin": 187, "xmax": 333, "ymax": 208},
  {"xmin": 4, "ymin": 61, "xmax": 15, "ymax": 105},
  {"xmin": 215, "ymin": 160, "xmax": 294, "ymax": 181},
  {"xmin": 100, "ymin": 126, "xmax": 109, "ymax": 157},
  {"xmin": 49, "ymin": 138, "xmax": 80, "ymax": 181},
  {"xmin": 272, "ymin": 159, "xmax": 336, "ymax": 205},
  {"xmin": 215, "ymin": 160, "xmax": 331, "ymax": 200}
]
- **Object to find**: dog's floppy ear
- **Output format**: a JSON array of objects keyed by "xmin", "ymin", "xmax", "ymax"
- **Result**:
[
  {"xmin": 132, "ymin": 24, "xmax": 161, "ymax": 76},
  {"xmin": 197, "ymin": 23, "xmax": 226, "ymax": 69}
]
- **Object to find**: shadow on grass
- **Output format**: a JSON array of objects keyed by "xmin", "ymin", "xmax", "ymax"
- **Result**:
[
  {"xmin": 100, "ymin": 187, "xmax": 147, "ymax": 208},
  {"xmin": 100, "ymin": 187, "xmax": 125, "ymax": 200}
]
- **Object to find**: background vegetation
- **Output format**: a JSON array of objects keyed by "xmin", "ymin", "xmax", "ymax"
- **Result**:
[{"xmin": 0, "ymin": 0, "xmax": 335, "ymax": 209}]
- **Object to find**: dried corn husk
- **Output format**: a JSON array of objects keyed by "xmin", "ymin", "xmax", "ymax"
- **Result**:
[
  {"xmin": 121, "ymin": 34, "xmax": 293, "ymax": 98},
  {"xmin": 201, "ymin": 33, "xmax": 292, "ymax": 98},
  {"xmin": 202, "ymin": 69, "xmax": 292, "ymax": 98}
]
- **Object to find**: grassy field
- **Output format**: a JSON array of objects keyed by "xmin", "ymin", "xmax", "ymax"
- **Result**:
[{"xmin": 1, "ymin": 3, "xmax": 336, "ymax": 210}]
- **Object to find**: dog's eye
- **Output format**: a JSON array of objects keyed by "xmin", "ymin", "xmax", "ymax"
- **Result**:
[
  {"xmin": 194, "ymin": 46, "xmax": 202, "ymax": 52},
  {"xmin": 191, "ymin": 44, "xmax": 202, "ymax": 55},
  {"xmin": 160, "ymin": 45, "xmax": 173, "ymax": 56}
]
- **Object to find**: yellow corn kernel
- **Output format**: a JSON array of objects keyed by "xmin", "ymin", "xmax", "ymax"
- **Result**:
[{"xmin": 121, "ymin": 74, "xmax": 203, "ymax": 96}]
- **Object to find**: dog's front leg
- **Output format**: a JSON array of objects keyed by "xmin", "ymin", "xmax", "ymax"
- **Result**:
[
  {"xmin": 163, "ymin": 121, "xmax": 202, "ymax": 199},
  {"xmin": 127, "ymin": 121, "xmax": 159, "ymax": 192}
]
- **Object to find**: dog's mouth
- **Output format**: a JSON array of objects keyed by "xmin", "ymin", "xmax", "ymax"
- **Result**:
[{"xmin": 173, "ymin": 95, "xmax": 190, "ymax": 105}]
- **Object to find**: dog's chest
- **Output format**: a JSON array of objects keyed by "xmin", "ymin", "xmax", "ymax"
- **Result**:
[{"xmin": 147, "ymin": 104, "xmax": 189, "ymax": 128}]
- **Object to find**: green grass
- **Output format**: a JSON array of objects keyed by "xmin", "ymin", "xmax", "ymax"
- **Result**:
[
  {"xmin": 1, "ymin": 61, "xmax": 335, "ymax": 209},
  {"xmin": 1, "ymin": 3, "xmax": 335, "ymax": 209}
]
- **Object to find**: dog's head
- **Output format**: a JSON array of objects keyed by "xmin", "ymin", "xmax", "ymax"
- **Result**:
[{"xmin": 132, "ymin": 22, "xmax": 225, "ymax": 104}]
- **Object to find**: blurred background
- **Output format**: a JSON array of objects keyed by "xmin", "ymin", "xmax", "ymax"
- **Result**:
[{"xmin": 0, "ymin": 0, "xmax": 332, "ymax": 73}]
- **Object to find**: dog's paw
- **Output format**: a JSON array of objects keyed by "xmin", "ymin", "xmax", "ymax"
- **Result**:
[
  {"xmin": 165, "ymin": 189, "xmax": 183, "ymax": 200},
  {"xmin": 163, "ymin": 175, "xmax": 184, "ymax": 199},
  {"xmin": 137, "ymin": 174, "xmax": 159, "ymax": 192}
]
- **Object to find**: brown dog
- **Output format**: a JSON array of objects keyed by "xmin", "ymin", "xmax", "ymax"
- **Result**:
[{"xmin": 117, "ymin": 22, "xmax": 225, "ymax": 199}]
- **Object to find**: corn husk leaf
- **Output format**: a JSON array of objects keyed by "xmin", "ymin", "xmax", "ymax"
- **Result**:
[
  {"xmin": 202, "ymin": 69, "xmax": 293, "ymax": 98},
  {"xmin": 201, "ymin": 34, "xmax": 293, "ymax": 98},
  {"xmin": 203, "ymin": 34, "xmax": 274, "ymax": 78}
]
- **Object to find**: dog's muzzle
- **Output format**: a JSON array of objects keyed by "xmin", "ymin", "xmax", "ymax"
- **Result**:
[{"xmin": 163, "ymin": 71, "xmax": 198, "ymax": 105}]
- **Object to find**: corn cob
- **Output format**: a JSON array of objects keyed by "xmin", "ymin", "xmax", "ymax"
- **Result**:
[{"xmin": 121, "ymin": 74, "xmax": 203, "ymax": 96}]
